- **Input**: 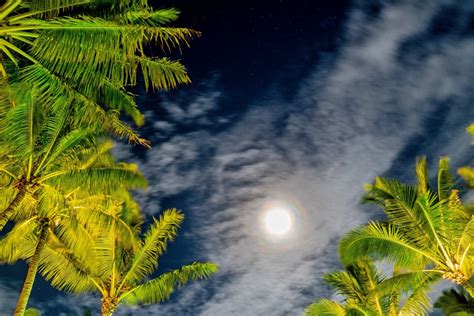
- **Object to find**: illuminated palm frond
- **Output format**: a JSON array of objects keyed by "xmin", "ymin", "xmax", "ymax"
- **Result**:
[
  {"xmin": 341, "ymin": 157, "xmax": 474, "ymax": 297},
  {"xmin": 305, "ymin": 259, "xmax": 434, "ymax": 316},
  {"xmin": 0, "ymin": 0, "xmax": 197, "ymax": 141},
  {"xmin": 40, "ymin": 208, "xmax": 218, "ymax": 314},
  {"xmin": 121, "ymin": 262, "xmax": 219, "ymax": 305}
]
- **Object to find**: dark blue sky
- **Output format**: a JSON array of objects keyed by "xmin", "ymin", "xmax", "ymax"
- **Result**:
[{"xmin": 1, "ymin": 1, "xmax": 474, "ymax": 315}]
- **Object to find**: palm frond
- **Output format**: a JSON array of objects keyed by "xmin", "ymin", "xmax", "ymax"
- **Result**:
[
  {"xmin": 324, "ymin": 270, "xmax": 365, "ymax": 303},
  {"xmin": 25, "ymin": 0, "xmax": 100, "ymax": 18},
  {"xmin": 121, "ymin": 209, "xmax": 184, "ymax": 285},
  {"xmin": 93, "ymin": 215, "xmax": 117, "ymax": 278},
  {"xmin": 416, "ymin": 156, "xmax": 430, "ymax": 195},
  {"xmin": 24, "ymin": 307, "xmax": 41, "ymax": 316},
  {"xmin": 0, "ymin": 218, "xmax": 37, "ymax": 263},
  {"xmin": 438, "ymin": 157, "xmax": 454, "ymax": 200},
  {"xmin": 456, "ymin": 216, "xmax": 474, "ymax": 273},
  {"xmin": 31, "ymin": 57, "xmax": 145, "ymax": 125},
  {"xmin": 29, "ymin": 17, "xmax": 197, "ymax": 66},
  {"xmin": 304, "ymin": 299, "xmax": 346, "ymax": 316},
  {"xmin": 79, "ymin": 139, "xmax": 115, "ymax": 168},
  {"xmin": 41, "ymin": 163, "xmax": 148, "ymax": 192},
  {"xmin": 10, "ymin": 191, "xmax": 37, "ymax": 223},
  {"xmin": 415, "ymin": 193, "xmax": 453, "ymax": 265},
  {"xmin": 53, "ymin": 215, "xmax": 98, "ymax": 271},
  {"xmin": 19, "ymin": 63, "xmax": 148, "ymax": 144},
  {"xmin": 39, "ymin": 129, "xmax": 93, "ymax": 173},
  {"xmin": 121, "ymin": 262, "xmax": 218, "ymax": 305},
  {"xmin": 38, "ymin": 241, "xmax": 95, "ymax": 293},
  {"xmin": 120, "ymin": 8, "xmax": 180, "ymax": 26},
  {"xmin": 138, "ymin": 56, "xmax": 190, "ymax": 91},
  {"xmin": 339, "ymin": 222, "xmax": 437, "ymax": 268},
  {"xmin": 458, "ymin": 167, "xmax": 474, "ymax": 187},
  {"xmin": 1, "ymin": 88, "xmax": 42, "ymax": 162},
  {"xmin": 374, "ymin": 180, "xmax": 432, "ymax": 248},
  {"xmin": 400, "ymin": 280, "xmax": 434, "ymax": 316}
]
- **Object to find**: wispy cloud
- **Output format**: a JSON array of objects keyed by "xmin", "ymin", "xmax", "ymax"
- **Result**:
[
  {"xmin": 24, "ymin": 1, "xmax": 474, "ymax": 314},
  {"xmin": 0, "ymin": 282, "xmax": 21, "ymax": 313},
  {"xmin": 124, "ymin": 1, "xmax": 474, "ymax": 315}
]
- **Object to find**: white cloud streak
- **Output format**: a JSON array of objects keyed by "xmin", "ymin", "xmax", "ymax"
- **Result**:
[
  {"xmin": 136, "ymin": 1, "xmax": 473, "ymax": 315},
  {"xmin": 21, "ymin": 1, "xmax": 474, "ymax": 314}
]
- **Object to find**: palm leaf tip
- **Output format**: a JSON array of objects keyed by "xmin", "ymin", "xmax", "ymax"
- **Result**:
[
  {"xmin": 416, "ymin": 156, "xmax": 429, "ymax": 194},
  {"xmin": 305, "ymin": 299, "xmax": 345, "ymax": 316},
  {"xmin": 458, "ymin": 166, "xmax": 474, "ymax": 187},
  {"xmin": 338, "ymin": 222, "xmax": 431, "ymax": 267},
  {"xmin": 120, "ymin": 208, "xmax": 185, "ymax": 285},
  {"xmin": 122, "ymin": 262, "xmax": 218, "ymax": 306}
]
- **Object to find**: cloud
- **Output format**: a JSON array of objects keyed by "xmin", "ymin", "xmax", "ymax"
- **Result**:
[
  {"xmin": 117, "ymin": 1, "xmax": 474, "ymax": 315},
  {"xmin": 0, "ymin": 281, "xmax": 21, "ymax": 314},
  {"xmin": 53, "ymin": 1, "xmax": 474, "ymax": 315},
  {"xmin": 34, "ymin": 293, "xmax": 99, "ymax": 316}
]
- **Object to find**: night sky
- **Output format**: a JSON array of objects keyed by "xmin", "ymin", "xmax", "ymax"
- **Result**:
[{"xmin": 1, "ymin": 0, "xmax": 474, "ymax": 315}]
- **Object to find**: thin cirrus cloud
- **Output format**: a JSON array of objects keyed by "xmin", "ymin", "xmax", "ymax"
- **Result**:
[
  {"xmin": 118, "ymin": 1, "xmax": 474, "ymax": 315},
  {"xmin": 9, "ymin": 0, "xmax": 473, "ymax": 315}
]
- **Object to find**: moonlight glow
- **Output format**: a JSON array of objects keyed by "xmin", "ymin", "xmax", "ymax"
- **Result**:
[{"xmin": 263, "ymin": 207, "xmax": 293, "ymax": 236}]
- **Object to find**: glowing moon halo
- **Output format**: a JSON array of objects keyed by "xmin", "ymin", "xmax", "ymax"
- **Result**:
[{"xmin": 263, "ymin": 207, "xmax": 293, "ymax": 236}]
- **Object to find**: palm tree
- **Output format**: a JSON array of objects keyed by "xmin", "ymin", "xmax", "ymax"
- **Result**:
[
  {"xmin": 0, "ymin": 86, "xmax": 147, "ymax": 314},
  {"xmin": 37, "ymin": 207, "xmax": 218, "ymax": 315},
  {"xmin": 339, "ymin": 157, "xmax": 474, "ymax": 297},
  {"xmin": 0, "ymin": 190, "xmax": 143, "ymax": 315},
  {"xmin": 0, "ymin": 84, "xmax": 147, "ymax": 230},
  {"xmin": 305, "ymin": 258, "xmax": 435, "ymax": 316},
  {"xmin": 0, "ymin": 0, "xmax": 197, "ymax": 143}
]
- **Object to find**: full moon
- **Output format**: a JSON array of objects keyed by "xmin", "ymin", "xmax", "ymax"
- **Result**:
[{"xmin": 263, "ymin": 207, "xmax": 293, "ymax": 236}]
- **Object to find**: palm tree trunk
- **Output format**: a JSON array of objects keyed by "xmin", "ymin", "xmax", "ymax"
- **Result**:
[
  {"xmin": 0, "ymin": 189, "xmax": 26, "ymax": 231},
  {"xmin": 13, "ymin": 220, "xmax": 49, "ymax": 316}
]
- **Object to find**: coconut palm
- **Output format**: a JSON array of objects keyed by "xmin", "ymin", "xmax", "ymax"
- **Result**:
[
  {"xmin": 0, "ymin": 84, "xmax": 147, "ymax": 231},
  {"xmin": 0, "ymin": 0, "xmax": 197, "ymax": 143},
  {"xmin": 339, "ymin": 157, "xmax": 474, "ymax": 297},
  {"xmin": 0, "ymin": 189, "xmax": 143, "ymax": 315},
  {"xmin": 305, "ymin": 258, "xmax": 435, "ymax": 316},
  {"xmin": 0, "ymin": 87, "xmax": 147, "ymax": 314},
  {"xmin": 38, "ymin": 207, "xmax": 218, "ymax": 315}
]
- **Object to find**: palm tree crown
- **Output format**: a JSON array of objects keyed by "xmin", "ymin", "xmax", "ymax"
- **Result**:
[
  {"xmin": 40, "ymin": 207, "xmax": 218, "ymax": 316},
  {"xmin": 0, "ymin": 84, "xmax": 149, "ymax": 314},
  {"xmin": 339, "ymin": 157, "xmax": 474, "ymax": 297},
  {"xmin": 305, "ymin": 258, "xmax": 434, "ymax": 316},
  {"xmin": 0, "ymin": 84, "xmax": 147, "ymax": 231},
  {"xmin": 0, "ymin": 0, "xmax": 198, "ymax": 144}
]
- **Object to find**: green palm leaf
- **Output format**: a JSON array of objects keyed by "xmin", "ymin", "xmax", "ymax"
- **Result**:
[
  {"xmin": 339, "ymin": 222, "xmax": 437, "ymax": 268},
  {"xmin": 120, "ymin": 8, "xmax": 180, "ymax": 26},
  {"xmin": 19, "ymin": 63, "xmax": 147, "ymax": 143},
  {"xmin": 38, "ymin": 241, "xmax": 95, "ymax": 293},
  {"xmin": 121, "ymin": 262, "xmax": 218, "ymax": 305},
  {"xmin": 305, "ymin": 299, "xmax": 346, "ymax": 316},
  {"xmin": 1, "ymin": 88, "xmax": 41, "ymax": 162},
  {"xmin": 42, "ymin": 164, "xmax": 148, "ymax": 192},
  {"xmin": 0, "ymin": 218, "xmax": 37, "ymax": 263},
  {"xmin": 120, "ymin": 209, "xmax": 184, "ymax": 286},
  {"xmin": 438, "ymin": 157, "xmax": 454, "ymax": 200}
]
